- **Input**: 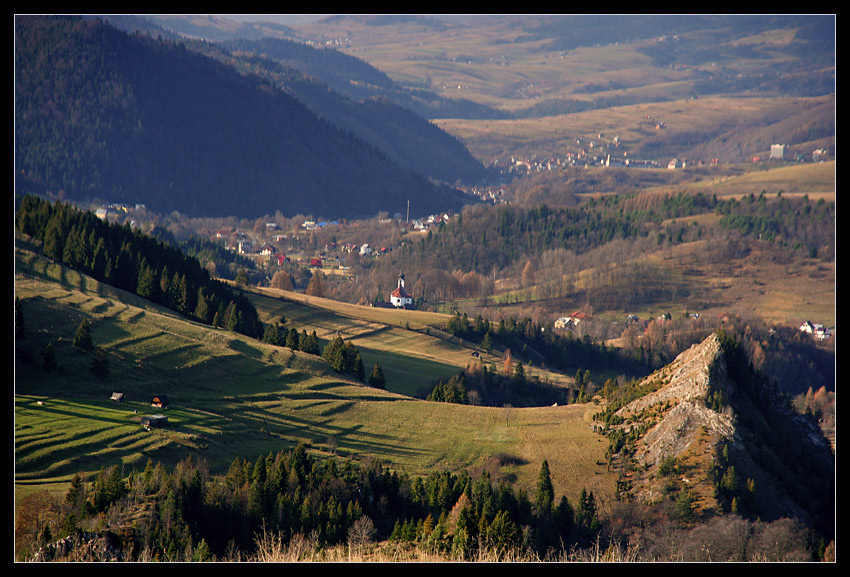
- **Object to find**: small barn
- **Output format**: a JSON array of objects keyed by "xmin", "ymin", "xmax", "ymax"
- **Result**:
[
  {"xmin": 151, "ymin": 395, "xmax": 170, "ymax": 408},
  {"xmin": 110, "ymin": 392, "xmax": 124, "ymax": 402},
  {"xmin": 141, "ymin": 414, "xmax": 168, "ymax": 428}
]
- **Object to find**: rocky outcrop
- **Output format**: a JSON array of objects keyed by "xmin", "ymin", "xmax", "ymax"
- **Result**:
[
  {"xmin": 609, "ymin": 333, "xmax": 735, "ymax": 505},
  {"xmin": 605, "ymin": 331, "xmax": 834, "ymax": 532},
  {"xmin": 616, "ymin": 334, "xmax": 734, "ymax": 456}
]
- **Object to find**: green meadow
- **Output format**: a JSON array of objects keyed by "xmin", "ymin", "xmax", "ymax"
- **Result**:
[{"xmin": 14, "ymin": 246, "xmax": 614, "ymax": 503}]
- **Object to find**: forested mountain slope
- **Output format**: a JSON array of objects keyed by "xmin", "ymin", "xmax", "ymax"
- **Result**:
[
  {"xmin": 213, "ymin": 38, "xmax": 490, "ymax": 185},
  {"xmin": 14, "ymin": 16, "xmax": 471, "ymax": 220}
]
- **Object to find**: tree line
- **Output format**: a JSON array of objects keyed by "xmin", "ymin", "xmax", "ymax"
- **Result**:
[
  {"xmin": 16, "ymin": 194, "xmax": 263, "ymax": 339},
  {"xmin": 20, "ymin": 446, "xmax": 600, "ymax": 562}
]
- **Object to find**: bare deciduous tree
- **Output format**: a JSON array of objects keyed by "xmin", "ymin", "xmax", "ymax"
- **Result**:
[{"xmin": 347, "ymin": 516, "xmax": 375, "ymax": 551}]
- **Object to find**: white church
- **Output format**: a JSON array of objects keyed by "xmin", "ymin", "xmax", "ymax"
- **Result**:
[{"xmin": 390, "ymin": 272, "xmax": 414, "ymax": 309}]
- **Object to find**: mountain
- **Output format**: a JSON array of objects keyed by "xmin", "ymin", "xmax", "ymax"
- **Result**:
[
  {"xmin": 101, "ymin": 15, "xmax": 492, "ymax": 184},
  {"xmin": 138, "ymin": 14, "xmax": 505, "ymax": 121},
  {"xmin": 602, "ymin": 332, "xmax": 834, "ymax": 540},
  {"xmin": 14, "ymin": 15, "xmax": 472, "ymax": 220},
  {"xmin": 215, "ymin": 37, "xmax": 491, "ymax": 184}
]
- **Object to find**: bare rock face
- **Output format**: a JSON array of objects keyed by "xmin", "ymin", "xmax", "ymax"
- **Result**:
[
  {"xmin": 607, "ymin": 332, "xmax": 833, "ymax": 528},
  {"xmin": 618, "ymin": 333, "xmax": 736, "ymax": 468},
  {"xmin": 611, "ymin": 333, "xmax": 736, "ymax": 506},
  {"xmin": 618, "ymin": 333, "xmax": 725, "ymax": 416}
]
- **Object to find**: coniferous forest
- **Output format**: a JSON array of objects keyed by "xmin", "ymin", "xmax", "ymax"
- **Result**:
[
  {"xmin": 14, "ymin": 16, "xmax": 470, "ymax": 220},
  {"xmin": 16, "ymin": 194, "xmax": 263, "ymax": 339},
  {"xmin": 23, "ymin": 443, "xmax": 818, "ymax": 562}
]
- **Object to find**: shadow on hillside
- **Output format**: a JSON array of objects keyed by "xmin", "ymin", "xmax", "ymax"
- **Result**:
[
  {"xmin": 227, "ymin": 338, "xmax": 264, "ymax": 360},
  {"xmin": 216, "ymin": 398, "xmax": 434, "ymax": 462}
]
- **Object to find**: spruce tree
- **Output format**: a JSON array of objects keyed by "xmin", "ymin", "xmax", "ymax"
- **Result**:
[
  {"xmin": 90, "ymin": 348, "xmax": 110, "ymax": 379},
  {"xmin": 286, "ymin": 328, "xmax": 300, "ymax": 350},
  {"xmin": 536, "ymin": 460, "xmax": 554, "ymax": 514},
  {"xmin": 73, "ymin": 318, "xmax": 93, "ymax": 351},
  {"xmin": 369, "ymin": 361, "xmax": 386, "ymax": 389},
  {"xmin": 42, "ymin": 342, "xmax": 57, "ymax": 372},
  {"xmin": 353, "ymin": 352, "xmax": 365, "ymax": 381}
]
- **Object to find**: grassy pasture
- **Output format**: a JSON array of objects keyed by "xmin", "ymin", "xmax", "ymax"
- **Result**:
[
  {"xmin": 437, "ymin": 95, "xmax": 833, "ymax": 163},
  {"xmin": 14, "ymin": 247, "xmax": 612, "ymax": 503},
  {"xmin": 250, "ymin": 286, "xmax": 576, "ymax": 390}
]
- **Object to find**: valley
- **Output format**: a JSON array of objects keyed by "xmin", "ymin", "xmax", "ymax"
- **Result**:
[{"xmin": 13, "ymin": 14, "xmax": 835, "ymax": 563}]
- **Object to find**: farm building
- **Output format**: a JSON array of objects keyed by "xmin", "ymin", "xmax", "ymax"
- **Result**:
[
  {"xmin": 110, "ymin": 392, "xmax": 124, "ymax": 402},
  {"xmin": 151, "ymin": 395, "xmax": 170, "ymax": 408},
  {"xmin": 141, "ymin": 415, "xmax": 168, "ymax": 428}
]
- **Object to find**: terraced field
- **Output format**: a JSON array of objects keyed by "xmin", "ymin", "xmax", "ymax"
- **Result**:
[{"xmin": 14, "ymin": 246, "xmax": 612, "ymax": 503}]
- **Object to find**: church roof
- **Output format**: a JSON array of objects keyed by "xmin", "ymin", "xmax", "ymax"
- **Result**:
[{"xmin": 391, "ymin": 286, "xmax": 412, "ymax": 299}]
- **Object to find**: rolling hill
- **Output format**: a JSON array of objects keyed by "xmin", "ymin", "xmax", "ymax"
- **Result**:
[
  {"xmin": 14, "ymin": 241, "xmax": 607, "ymax": 501},
  {"xmin": 14, "ymin": 237, "xmax": 834, "ymax": 560}
]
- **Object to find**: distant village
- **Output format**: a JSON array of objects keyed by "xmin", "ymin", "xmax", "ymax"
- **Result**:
[
  {"xmin": 89, "ymin": 133, "xmax": 834, "ymax": 332},
  {"xmin": 553, "ymin": 308, "xmax": 833, "ymax": 344}
]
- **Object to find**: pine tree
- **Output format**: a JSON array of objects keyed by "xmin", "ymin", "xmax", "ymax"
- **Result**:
[
  {"xmin": 73, "ymin": 318, "xmax": 94, "ymax": 351},
  {"xmin": 42, "ymin": 342, "xmax": 57, "ymax": 373},
  {"xmin": 514, "ymin": 361, "xmax": 525, "ymax": 381},
  {"xmin": 263, "ymin": 323, "xmax": 281, "ymax": 346},
  {"xmin": 536, "ymin": 460, "xmax": 554, "ymax": 514},
  {"xmin": 368, "ymin": 361, "xmax": 386, "ymax": 389},
  {"xmin": 43, "ymin": 218, "xmax": 65, "ymax": 262},
  {"xmin": 481, "ymin": 331, "xmax": 492, "ymax": 351},
  {"xmin": 323, "ymin": 335, "xmax": 346, "ymax": 372},
  {"xmin": 286, "ymin": 328, "xmax": 300, "ymax": 350},
  {"xmin": 554, "ymin": 495, "xmax": 574, "ymax": 542},
  {"xmin": 90, "ymin": 347, "xmax": 110, "ymax": 379},
  {"xmin": 194, "ymin": 288, "xmax": 213, "ymax": 324},
  {"xmin": 353, "ymin": 352, "xmax": 365, "ymax": 381}
]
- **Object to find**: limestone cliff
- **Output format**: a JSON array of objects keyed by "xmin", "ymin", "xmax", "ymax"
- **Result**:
[{"xmin": 603, "ymin": 332, "xmax": 834, "ymax": 533}]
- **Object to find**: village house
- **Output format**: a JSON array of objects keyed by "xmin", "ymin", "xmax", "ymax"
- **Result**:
[
  {"xmin": 554, "ymin": 311, "xmax": 587, "ymax": 330},
  {"xmin": 151, "ymin": 395, "xmax": 170, "ymax": 408},
  {"xmin": 770, "ymin": 144, "xmax": 787, "ymax": 160},
  {"xmin": 800, "ymin": 321, "xmax": 831, "ymax": 341}
]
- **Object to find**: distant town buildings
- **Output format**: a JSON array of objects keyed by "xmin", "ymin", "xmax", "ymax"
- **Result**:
[
  {"xmin": 800, "ymin": 321, "xmax": 832, "ymax": 341},
  {"xmin": 770, "ymin": 144, "xmax": 787, "ymax": 160}
]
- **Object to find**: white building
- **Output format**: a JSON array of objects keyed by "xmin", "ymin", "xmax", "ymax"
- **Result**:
[
  {"xmin": 770, "ymin": 144, "xmax": 787, "ymax": 160},
  {"xmin": 390, "ymin": 272, "xmax": 413, "ymax": 309}
]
